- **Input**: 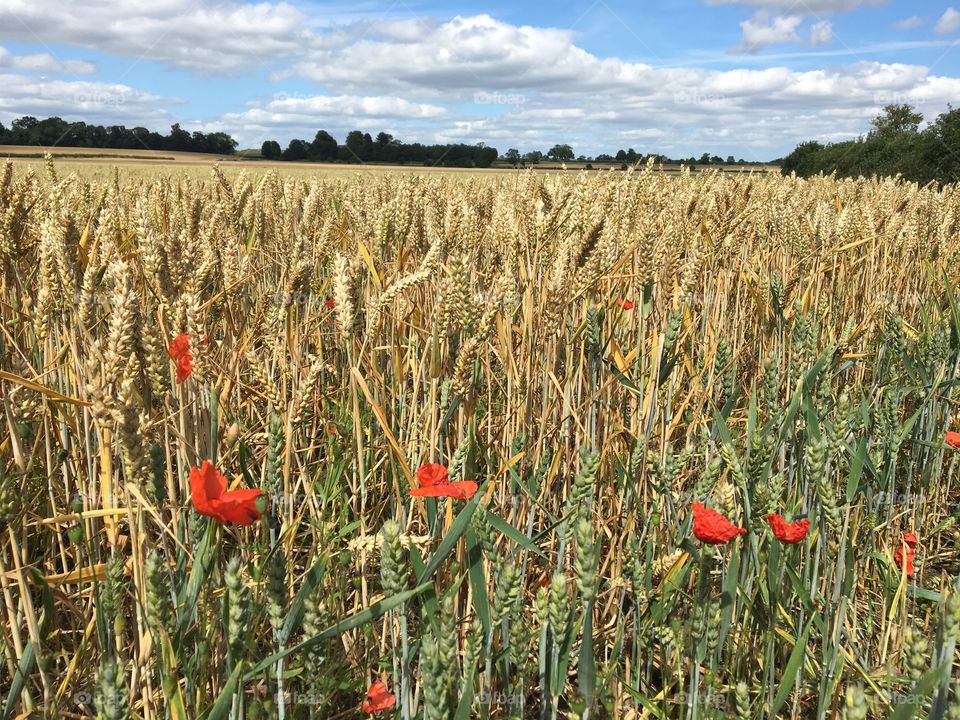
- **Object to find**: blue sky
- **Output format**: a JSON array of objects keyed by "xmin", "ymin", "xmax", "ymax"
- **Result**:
[{"xmin": 1, "ymin": 0, "xmax": 959, "ymax": 159}]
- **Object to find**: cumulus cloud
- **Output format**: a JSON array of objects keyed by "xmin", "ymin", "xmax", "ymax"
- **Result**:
[
  {"xmin": 3, "ymin": 6, "xmax": 960, "ymax": 159},
  {"xmin": 283, "ymin": 15, "xmax": 598, "ymax": 94},
  {"xmin": 0, "ymin": 46, "xmax": 95, "ymax": 75},
  {"xmin": 935, "ymin": 7, "xmax": 960, "ymax": 34},
  {"xmin": 0, "ymin": 0, "xmax": 314, "ymax": 71},
  {"xmin": 209, "ymin": 94, "xmax": 447, "ymax": 147},
  {"xmin": 208, "ymin": 44, "xmax": 960, "ymax": 160},
  {"xmin": 0, "ymin": 73, "xmax": 180, "ymax": 127},
  {"xmin": 895, "ymin": 16, "xmax": 926, "ymax": 30},
  {"xmin": 707, "ymin": 0, "xmax": 882, "ymax": 13},
  {"xmin": 809, "ymin": 20, "xmax": 833, "ymax": 45},
  {"xmin": 733, "ymin": 13, "xmax": 836, "ymax": 52},
  {"xmin": 212, "ymin": 14, "xmax": 960, "ymax": 157},
  {"xmin": 736, "ymin": 14, "xmax": 803, "ymax": 52}
]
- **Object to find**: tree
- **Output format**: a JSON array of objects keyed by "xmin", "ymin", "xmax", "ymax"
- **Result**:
[
  {"xmin": 375, "ymin": 132, "xmax": 394, "ymax": 146},
  {"xmin": 726, "ymin": 155, "xmax": 735, "ymax": 165},
  {"xmin": 475, "ymin": 145, "xmax": 498, "ymax": 168},
  {"xmin": 309, "ymin": 130, "xmax": 338, "ymax": 161},
  {"xmin": 0, "ymin": 115, "xmax": 239, "ymax": 154},
  {"xmin": 282, "ymin": 138, "xmax": 309, "ymax": 161},
  {"xmin": 345, "ymin": 130, "xmax": 365, "ymax": 160},
  {"xmin": 261, "ymin": 140, "xmax": 282, "ymax": 160},
  {"xmin": 504, "ymin": 148, "xmax": 521, "ymax": 166},
  {"xmin": 625, "ymin": 148, "xmax": 638, "ymax": 164},
  {"xmin": 547, "ymin": 144, "xmax": 574, "ymax": 161},
  {"xmin": 699, "ymin": 153, "xmax": 711, "ymax": 164},
  {"xmin": 870, "ymin": 104, "xmax": 923, "ymax": 138},
  {"xmin": 778, "ymin": 140, "xmax": 825, "ymax": 176},
  {"xmin": 205, "ymin": 132, "xmax": 237, "ymax": 154},
  {"xmin": 168, "ymin": 123, "xmax": 192, "ymax": 151},
  {"xmin": 523, "ymin": 150, "xmax": 543, "ymax": 164},
  {"xmin": 923, "ymin": 105, "xmax": 960, "ymax": 183}
]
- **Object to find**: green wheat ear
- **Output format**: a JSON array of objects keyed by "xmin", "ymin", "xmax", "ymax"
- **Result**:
[{"xmin": 841, "ymin": 685, "xmax": 867, "ymax": 720}]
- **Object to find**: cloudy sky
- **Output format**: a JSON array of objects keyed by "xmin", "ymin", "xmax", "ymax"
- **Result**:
[{"xmin": 0, "ymin": 0, "xmax": 959, "ymax": 159}]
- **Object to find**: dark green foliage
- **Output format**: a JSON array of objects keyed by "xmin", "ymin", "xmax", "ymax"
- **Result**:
[
  {"xmin": 0, "ymin": 116, "xmax": 237, "ymax": 154},
  {"xmin": 781, "ymin": 104, "xmax": 960, "ymax": 185}
]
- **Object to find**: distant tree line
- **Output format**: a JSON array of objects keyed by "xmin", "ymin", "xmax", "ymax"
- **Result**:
[
  {"xmin": 263, "ymin": 130, "xmax": 499, "ymax": 167},
  {"xmin": 0, "ymin": 116, "xmax": 238, "ymax": 155},
  {"xmin": 501, "ymin": 145, "xmax": 752, "ymax": 168},
  {"xmin": 780, "ymin": 104, "xmax": 960, "ymax": 185},
  {"xmin": 0, "ymin": 115, "xmax": 774, "ymax": 170}
]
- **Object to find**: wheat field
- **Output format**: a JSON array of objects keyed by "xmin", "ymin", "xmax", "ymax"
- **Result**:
[{"xmin": 1, "ymin": 156, "xmax": 959, "ymax": 719}]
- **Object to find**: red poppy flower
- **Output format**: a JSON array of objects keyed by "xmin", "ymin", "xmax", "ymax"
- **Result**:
[
  {"xmin": 361, "ymin": 680, "xmax": 395, "ymax": 714},
  {"xmin": 691, "ymin": 502, "xmax": 746, "ymax": 544},
  {"xmin": 894, "ymin": 532, "xmax": 918, "ymax": 576},
  {"xmin": 189, "ymin": 461, "xmax": 264, "ymax": 525},
  {"xmin": 409, "ymin": 463, "xmax": 478, "ymax": 500},
  {"xmin": 325, "ymin": 297, "xmax": 336, "ymax": 309},
  {"xmin": 168, "ymin": 333, "xmax": 193, "ymax": 383},
  {"xmin": 766, "ymin": 513, "xmax": 810, "ymax": 544},
  {"xmin": 947, "ymin": 431, "xmax": 960, "ymax": 448},
  {"xmin": 617, "ymin": 298, "xmax": 634, "ymax": 310}
]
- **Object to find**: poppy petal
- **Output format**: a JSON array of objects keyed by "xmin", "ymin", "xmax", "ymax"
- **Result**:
[
  {"xmin": 895, "ymin": 532, "xmax": 919, "ymax": 576},
  {"xmin": 190, "ymin": 461, "xmax": 263, "ymax": 526},
  {"xmin": 766, "ymin": 513, "xmax": 810, "ymax": 544},
  {"xmin": 362, "ymin": 681, "xmax": 395, "ymax": 714},
  {"xmin": 691, "ymin": 502, "xmax": 746, "ymax": 544},
  {"xmin": 447, "ymin": 480, "xmax": 479, "ymax": 500},
  {"xmin": 415, "ymin": 463, "xmax": 449, "ymax": 489},
  {"xmin": 169, "ymin": 333, "xmax": 194, "ymax": 383},
  {"xmin": 215, "ymin": 488, "xmax": 265, "ymax": 525},
  {"xmin": 410, "ymin": 480, "xmax": 478, "ymax": 500},
  {"xmin": 190, "ymin": 461, "xmax": 226, "ymax": 517}
]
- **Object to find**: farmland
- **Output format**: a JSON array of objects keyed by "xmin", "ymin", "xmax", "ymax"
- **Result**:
[
  {"xmin": 0, "ymin": 156, "xmax": 959, "ymax": 719},
  {"xmin": 0, "ymin": 146, "xmax": 775, "ymax": 182}
]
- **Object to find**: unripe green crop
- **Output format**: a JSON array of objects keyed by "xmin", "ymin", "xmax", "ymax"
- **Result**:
[
  {"xmin": 575, "ymin": 518, "xmax": 598, "ymax": 605},
  {"xmin": 144, "ymin": 552, "xmax": 173, "ymax": 634},
  {"xmin": 841, "ymin": 685, "xmax": 867, "ymax": 720},
  {"xmin": 548, "ymin": 575, "xmax": 569, "ymax": 640},
  {"xmin": 380, "ymin": 520, "xmax": 406, "ymax": 598}
]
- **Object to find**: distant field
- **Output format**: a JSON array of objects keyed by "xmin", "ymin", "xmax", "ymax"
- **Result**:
[{"xmin": 0, "ymin": 144, "xmax": 777, "ymax": 178}]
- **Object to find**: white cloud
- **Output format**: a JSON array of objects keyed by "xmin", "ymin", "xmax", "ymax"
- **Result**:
[
  {"xmin": 732, "ymin": 13, "xmax": 837, "ymax": 52},
  {"xmin": 935, "ymin": 7, "xmax": 960, "ymax": 34},
  {"xmin": 284, "ymin": 15, "xmax": 598, "ymax": 94},
  {"xmin": 218, "ymin": 14, "xmax": 960, "ymax": 157},
  {"xmin": 2, "ymin": 7, "xmax": 960, "ymax": 159},
  {"xmin": 0, "ymin": 0, "xmax": 314, "ymax": 71},
  {"xmin": 707, "ymin": 0, "xmax": 883, "ymax": 13},
  {"xmin": 736, "ymin": 14, "xmax": 803, "ymax": 52},
  {"xmin": 207, "ymin": 48, "xmax": 960, "ymax": 160},
  {"xmin": 809, "ymin": 20, "xmax": 833, "ymax": 45},
  {"xmin": 0, "ymin": 46, "xmax": 95, "ymax": 75},
  {"xmin": 895, "ymin": 15, "xmax": 926, "ymax": 30},
  {"xmin": 209, "ymin": 94, "xmax": 448, "ymax": 147},
  {"xmin": 0, "ymin": 73, "xmax": 180, "ymax": 128}
]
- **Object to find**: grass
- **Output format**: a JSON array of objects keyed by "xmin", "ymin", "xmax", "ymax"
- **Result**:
[{"xmin": 0, "ymin": 156, "xmax": 958, "ymax": 719}]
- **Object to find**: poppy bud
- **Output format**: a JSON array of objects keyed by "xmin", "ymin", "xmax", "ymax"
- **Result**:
[{"xmin": 225, "ymin": 422, "xmax": 240, "ymax": 448}]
